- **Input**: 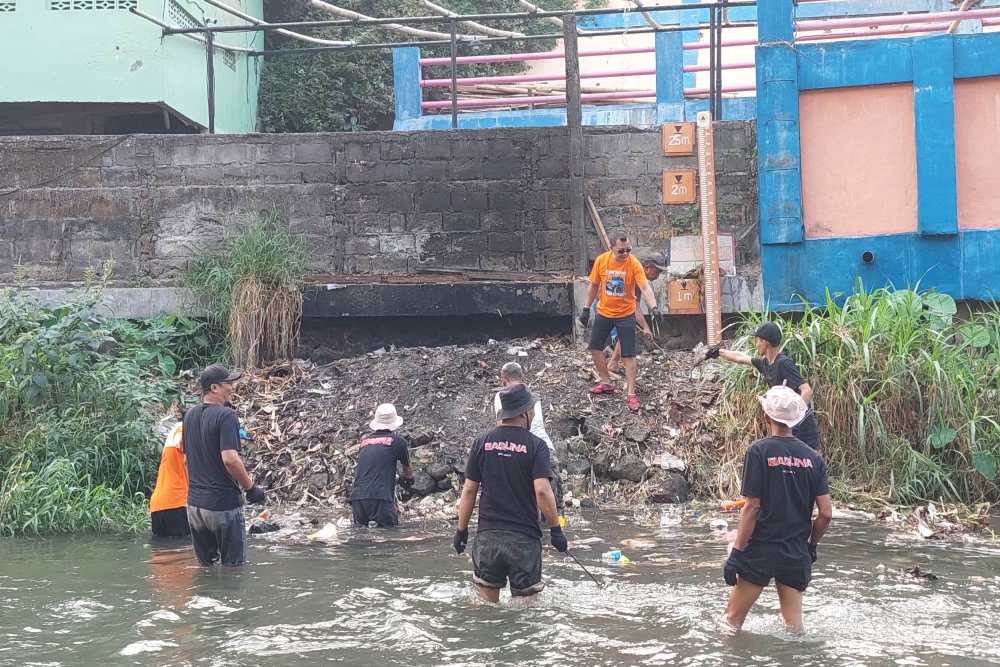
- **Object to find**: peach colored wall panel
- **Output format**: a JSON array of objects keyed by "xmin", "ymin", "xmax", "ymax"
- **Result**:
[
  {"xmin": 799, "ymin": 85, "xmax": 918, "ymax": 239},
  {"xmin": 955, "ymin": 76, "xmax": 1000, "ymax": 230}
]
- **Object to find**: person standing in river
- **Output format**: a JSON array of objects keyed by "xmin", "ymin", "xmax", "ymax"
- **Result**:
[
  {"xmin": 578, "ymin": 235, "xmax": 659, "ymax": 412},
  {"xmin": 454, "ymin": 384, "xmax": 568, "ymax": 602},
  {"xmin": 723, "ymin": 385, "xmax": 833, "ymax": 632},
  {"xmin": 493, "ymin": 362, "xmax": 564, "ymax": 514},
  {"xmin": 349, "ymin": 403, "xmax": 414, "ymax": 528},
  {"xmin": 705, "ymin": 321, "xmax": 820, "ymax": 450},
  {"xmin": 183, "ymin": 365, "xmax": 265, "ymax": 566}
]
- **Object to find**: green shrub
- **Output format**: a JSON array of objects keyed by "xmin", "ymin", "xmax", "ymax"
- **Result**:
[
  {"xmin": 711, "ymin": 284, "xmax": 1000, "ymax": 505},
  {"xmin": 186, "ymin": 208, "xmax": 308, "ymax": 368},
  {"xmin": 0, "ymin": 285, "xmax": 219, "ymax": 535}
]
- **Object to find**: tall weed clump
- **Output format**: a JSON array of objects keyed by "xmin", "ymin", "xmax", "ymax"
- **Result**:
[
  {"xmin": 712, "ymin": 285, "xmax": 1000, "ymax": 505},
  {"xmin": 0, "ymin": 275, "xmax": 218, "ymax": 535},
  {"xmin": 186, "ymin": 209, "xmax": 308, "ymax": 368}
]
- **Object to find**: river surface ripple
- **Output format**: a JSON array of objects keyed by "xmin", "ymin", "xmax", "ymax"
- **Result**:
[{"xmin": 1, "ymin": 511, "xmax": 999, "ymax": 666}]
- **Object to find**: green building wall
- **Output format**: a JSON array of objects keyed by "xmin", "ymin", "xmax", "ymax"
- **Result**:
[{"xmin": 0, "ymin": 0, "xmax": 262, "ymax": 133}]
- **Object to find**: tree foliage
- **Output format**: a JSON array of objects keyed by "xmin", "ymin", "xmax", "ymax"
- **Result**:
[{"xmin": 258, "ymin": 0, "xmax": 579, "ymax": 132}]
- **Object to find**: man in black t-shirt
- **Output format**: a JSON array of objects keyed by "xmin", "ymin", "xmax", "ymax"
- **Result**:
[
  {"xmin": 706, "ymin": 321, "xmax": 821, "ymax": 450},
  {"xmin": 723, "ymin": 385, "xmax": 834, "ymax": 632},
  {"xmin": 349, "ymin": 403, "xmax": 413, "ymax": 528},
  {"xmin": 183, "ymin": 364, "xmax": 266, "ymax": 566},
  {"xmin": 453, "ymin": 384, "xmax": 569, "ymax": 602}
]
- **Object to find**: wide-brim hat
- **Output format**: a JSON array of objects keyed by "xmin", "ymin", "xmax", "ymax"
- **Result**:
[
  {"xmin": 369, "ymin": 403, "xmax": 404, "ymax": 431},
  {"xmin": 757, "ymin": 385, "xmax": 807, "ymax": 428},
  {"xmin": 497, "ymin": 384, "xmax": 536, "ymax": 420}
]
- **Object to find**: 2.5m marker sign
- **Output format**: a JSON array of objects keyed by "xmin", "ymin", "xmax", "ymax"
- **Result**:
[{"xmin": 662, "ymin": 123, "xmax": 695, "ymax": 156}]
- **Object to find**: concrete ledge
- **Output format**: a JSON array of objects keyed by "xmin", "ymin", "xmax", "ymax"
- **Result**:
[{"xmin": 17, "ymin": 287, "xmax": 207, "ymax": 319}]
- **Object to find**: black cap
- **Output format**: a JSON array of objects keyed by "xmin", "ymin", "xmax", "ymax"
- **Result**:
[
  {"xmin": 199, "ymin": 364, "xmax": 242, "ymax": 392},
  {"xmin": 497, "ymin": 384, "xmax": 536, "ymax": 420},
  {"xmin": 755, "ymin": 322, "xmax": 782, "ymax": 346}
]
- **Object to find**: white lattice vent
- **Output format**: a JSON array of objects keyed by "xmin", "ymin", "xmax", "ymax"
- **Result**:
[
  {"xmin": 223, "ymin": 49, "xmax": 237, "ymax": 70},
  {"xmin": 0, "ymin": 2, "xmax": 15, "ymax": 12},
  {"xmin": 50, "ymin": 0, "xmax": 137, "ymax": 9},
  {"xmin": 166, "ymin": 0, "xmax": 201, "ymax": 28}
]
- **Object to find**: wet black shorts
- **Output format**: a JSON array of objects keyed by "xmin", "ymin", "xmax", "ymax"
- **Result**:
[
  {"xmin": 151, "ymin": 507, "xmax": 190, "ymax": 538},
  {"xmin": 730, "ymin": 544, "xmax": 811, "ymax": 592},
  {"xmin": 351, "ymin": 499, "xmax": 399, "ymax": 528},
  {"xmin": 187, "ymin": 505, "xmax": 246, "ymax": 566},
  {"xmin": 472, "ymin": 529, "xmax": 544, "ymax": 596},
  {"xmin": 589, "ymin": 313, "xmax": 637, "ymax": 358}
]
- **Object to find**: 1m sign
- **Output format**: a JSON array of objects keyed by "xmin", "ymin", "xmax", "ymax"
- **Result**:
[{"xmin": 662, "ymin": 170, "xmax": 697, "ymax": 204}]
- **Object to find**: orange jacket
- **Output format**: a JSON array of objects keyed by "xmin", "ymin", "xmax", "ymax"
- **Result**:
[{"xmin": 149, "ymin": 423, "xmax": 188, "ymax": 513}]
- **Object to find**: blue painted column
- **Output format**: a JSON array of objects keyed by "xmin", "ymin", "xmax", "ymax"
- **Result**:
[
  {"xmin": 655, "ymin": 30, "xmax": 684, "ymax": 123},
  {"xmin": 913, "ymin": 35, "xmax": 958, "ymax": 236},
  {"xmin": 680, "ymin": 0, "xmax": 706, "ymax": 95},
  {"xmin": 392, "ymin": 47, "xmax": 422, "ymax": 126},
  {"xmin": 756, "ymin": 0, "xmax": 803, "ymax": 245}
]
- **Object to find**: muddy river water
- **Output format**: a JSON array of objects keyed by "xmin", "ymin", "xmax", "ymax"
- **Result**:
[{"xmin": 1, "ymin": 510, "xmax": 999, "ymax": 666}]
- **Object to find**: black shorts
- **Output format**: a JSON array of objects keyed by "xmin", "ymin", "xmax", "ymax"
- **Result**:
[
  {"xmin": 793, "ymin": 410, "xmax": 820, "ymax": 451},
  {"xmin": 730, "ymin": 543, "xmax": 811, "ymax": 592},
  {"xmin": 472, "ymin": 529, "xmax": 544, "ymax": 596},
  {"xmin": 589, "ymin": 314, "xmax": 637, "ymax": 358},
  {"xmin": 351, "ymin": 499, "xmax": 399, "ymax": 528},
  {"xmin": 151, "ymin": 507, "xmax": 190, "ymax": 538}
]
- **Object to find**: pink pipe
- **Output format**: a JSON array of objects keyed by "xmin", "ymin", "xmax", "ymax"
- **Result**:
[
  {"xmin": 422, "ymin": 90, "xmax": 656, "ymax": 109},
  {"xmin": 420, "ymin": 45, "xmax": 652, "ymax": 66},
  {"xmin": 420, "ymin": 61, "xmax": 755, "ymax": 88},
  {"xmin": 685, "ymin": 83, "xmax": 757, "ymax": 95},
  {"xmin": 797, "ymin": 20, "xmax": 952, "ymax": 42},
  {"xmin": 421, "ymin": 83, "xmax": 756, "ymax": 110},
  {"xmin": 796, "ymin": 7, "xmax": 1000, "ymax": 32}
]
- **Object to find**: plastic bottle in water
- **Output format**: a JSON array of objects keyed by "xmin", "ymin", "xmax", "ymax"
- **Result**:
[{"xmin": 602, "ymin": 549, "xmax": 623, "ymax": 562}]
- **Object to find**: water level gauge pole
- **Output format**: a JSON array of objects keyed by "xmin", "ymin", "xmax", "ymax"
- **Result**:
[{"xmin": 696, "ymin": 111, "xmax": 722, "ymax": 345}]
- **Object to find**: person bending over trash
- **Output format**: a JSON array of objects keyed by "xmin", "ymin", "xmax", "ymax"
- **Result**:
[
  {"xmin": 149, "ymin": 417, "xmax": 189, "ymax": 538},
  {"xmin": 184, "ymin": 365, "xmax": 266, "ymax": 566},
  {"xmin": 493, "ymin": 362, "xmax": 564, "ymax": 514},
  {"xmin": 454, "ymin": 384, "xmax": 568, "ymax": 603},
  {"xmin": 705, "ymin": 321, "xmax": 821, "ymax": 450},
  {"xmin": 578, "ymin": 235, "xmax": 658, "ymax": 412},
  {"xmin": 723, "ymin": 385, "xmax": 833, "ymax": 632},
  {"xmin": 350, "ymin": 403, "xmax": 414, "ymax": 528}
]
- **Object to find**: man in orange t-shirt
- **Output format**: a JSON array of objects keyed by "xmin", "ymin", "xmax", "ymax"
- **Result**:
[
  {"xmin": 578, "ymin": 235, "xmax": 658, "ymax": 411},
  {"xmin": 149, "ymin": 421, "xmax": 190, "ymax": 537}
]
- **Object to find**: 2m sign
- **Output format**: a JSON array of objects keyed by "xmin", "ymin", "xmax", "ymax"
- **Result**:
[
  {"xmin": 662, "ymin": 170, "xmax": 696, "ymax": 204},
  {"xmin": 662, "ymin": 123, "xmax": 695, "ymax": 156}
]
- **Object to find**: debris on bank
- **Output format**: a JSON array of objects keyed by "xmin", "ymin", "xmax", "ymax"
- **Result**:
[{"xmin": 233, "ymin": 336, "xmax": 723, "ymax": 515}]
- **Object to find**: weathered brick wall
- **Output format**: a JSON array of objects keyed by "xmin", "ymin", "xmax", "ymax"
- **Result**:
[{"xmin": 0, "ymin": 124, "xmax": 756, "ymax": 284}]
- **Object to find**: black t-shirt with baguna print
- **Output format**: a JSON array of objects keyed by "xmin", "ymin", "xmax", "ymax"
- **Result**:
[
  {"xmin": 741, "ymin": 436, "xmax": 829, "ymax": 559},
  {"xmin": 351, "ymin": 430, "xmax": 410, "ymax": 502},
  {"xmin": 465, "ymin": 425, "xmax": 552, "ymax": 539}
]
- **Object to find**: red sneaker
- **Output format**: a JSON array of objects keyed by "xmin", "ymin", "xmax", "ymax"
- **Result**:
[
  {"xmin": 589, "ymin": 383, "xmax": 616, "ymax": 395},
  {"xmin": 627, "ymin": 394, "xmax": 640, "ymax": 411}
]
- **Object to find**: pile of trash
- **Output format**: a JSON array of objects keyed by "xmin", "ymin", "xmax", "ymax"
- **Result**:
[{"xmin": 233, "ymin": 336, "xmax": 725, "ymax": 513}]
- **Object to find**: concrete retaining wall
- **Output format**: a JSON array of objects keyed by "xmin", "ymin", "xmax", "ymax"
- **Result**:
[{"xmin": 0, "ymin": 124, "xmax": 757, "ymax": 298}]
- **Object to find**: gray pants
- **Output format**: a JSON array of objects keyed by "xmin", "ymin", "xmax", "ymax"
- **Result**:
[{"xmin": 187, "ymin": 505, "xmax": 246, "ymax": 566}]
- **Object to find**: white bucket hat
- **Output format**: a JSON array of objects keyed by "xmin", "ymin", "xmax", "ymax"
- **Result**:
[
  {"xmin": 757, "ymin": 385, "xmax": 807, "ymax": 428},
  {"xmin": 369, "ymin": 403, "xmax": 403, "ymax": 432}
]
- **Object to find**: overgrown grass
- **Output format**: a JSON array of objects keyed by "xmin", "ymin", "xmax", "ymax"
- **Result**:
[
  {"xmin": 186, "ymin": 208, "xmax": 308, "ymax": 368},
  {"xmin": 0, "ymin": 277, "xmax": 218, "ymax": 535},
  {"xmin": 711, "ymin": 285, "xmax": 1000, "ymax": 505}
]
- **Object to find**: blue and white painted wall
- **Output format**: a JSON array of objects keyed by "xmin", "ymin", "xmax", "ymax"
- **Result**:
[{"xmin": 756, "ymin": 0, "xmax": 1000, "ymax": 307}]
